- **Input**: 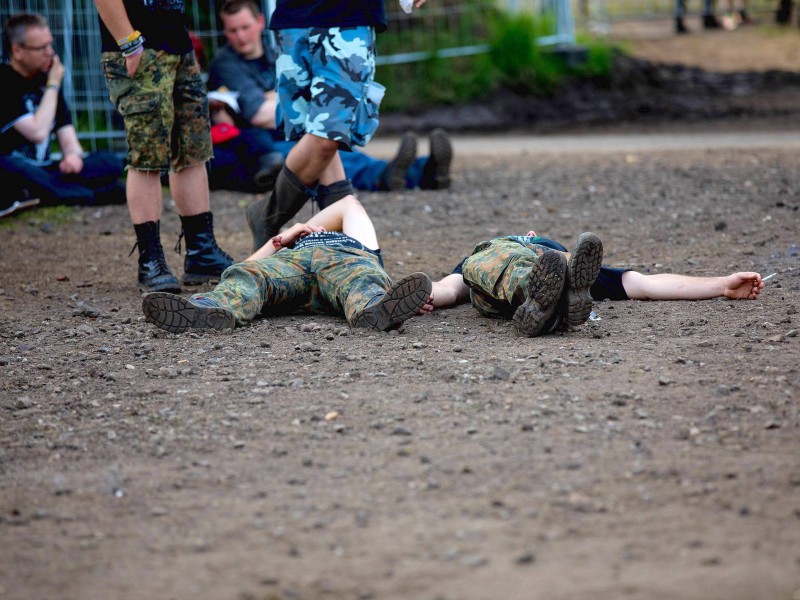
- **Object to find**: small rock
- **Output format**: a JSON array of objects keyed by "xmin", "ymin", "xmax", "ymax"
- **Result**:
[
  {"xmin": 658, "ymin": 376, "xmax": 673, "ymax": 386},
  {"xmin": 515, "ymin": 552, "xmax": 535, "ymax": 565}
]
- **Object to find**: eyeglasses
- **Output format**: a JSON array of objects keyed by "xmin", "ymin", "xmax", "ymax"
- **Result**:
[{"xmin": 19, "ymin": 42, "xmax": 54, "ymax": 53}]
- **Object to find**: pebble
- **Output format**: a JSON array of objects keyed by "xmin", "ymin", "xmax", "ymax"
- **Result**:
[{"xmin": 658, "ymin": 376, "xmax": 673, "ymax": 386}]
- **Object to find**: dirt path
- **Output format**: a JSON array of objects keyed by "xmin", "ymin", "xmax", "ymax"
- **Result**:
[{"xmin": 2, "ymin": 144, "xmax": 799, "ymax": 600}]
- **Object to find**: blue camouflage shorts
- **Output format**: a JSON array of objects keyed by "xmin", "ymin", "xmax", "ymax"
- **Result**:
[{"xmin": 274, "ymin": 27, "xmax": 384, "ymax": 150}]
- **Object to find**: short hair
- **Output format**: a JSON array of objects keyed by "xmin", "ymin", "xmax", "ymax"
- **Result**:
[
  {"xmin": 220, "ymin": 0, "xmax": 262, "ymax": 19},
  {"xmin": 4, "ymin": 13, "xmax": 49, "ymax": 47}
]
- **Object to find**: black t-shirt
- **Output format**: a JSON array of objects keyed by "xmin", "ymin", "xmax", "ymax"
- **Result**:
[
  {"xmin": 98, "ymin": 0, "xmax": 192, "ymax": 54},
  {"xmin": 269, "ymin": 1, "xmax": 388, "ymax": 33},
  {"xmin": 286, "ymin": 231, "xmax": 383, "ymax": 267},
  {"xmin": 0, "ymin": 64, "xmax": 71, "ymax": 159},
  {"xmin": 452, "ymin": 236, "xmax": 630, "ymax": 302}
]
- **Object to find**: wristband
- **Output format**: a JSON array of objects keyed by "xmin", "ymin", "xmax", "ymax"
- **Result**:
[
  {"xmin": 122, "ymin": 44, "xmax": 144, "ymax": 59},
  {"xmin": 45, "ymin": 82, "xmax": 60, "ymax": 92},
  {"xmin": 116, "ymin": 30, "xmax": 142, "ymax": 46}
]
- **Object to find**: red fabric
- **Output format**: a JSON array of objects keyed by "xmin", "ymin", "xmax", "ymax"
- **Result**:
[{"xmin": 210, "ymin": 123, "xmax": 241, "ymax": 145}]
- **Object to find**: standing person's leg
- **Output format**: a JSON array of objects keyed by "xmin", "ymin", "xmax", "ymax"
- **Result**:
[
  {"xmin": 170, "ymin": 50, "xmax": 233, "ymax": 285},
  {"xmin": 102, "ymin": 49, "xmax": 181, "ymax": 293}
]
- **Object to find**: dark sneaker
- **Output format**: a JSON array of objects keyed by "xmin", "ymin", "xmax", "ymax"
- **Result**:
[
  {"xmin": 380, "ymin": 132, "xmax": 417, "ymax": 191},
  {"xmin": 0, "ymin": 197, "xmax": 40, "ymax": 219},
  {"xmin": 703, "ymin": 14, "xmax": 722, "ymax": 28},
  {"xmin": 565, "ymin": 232, "xmax": 604, "ymax": 327},
  {"xmin": 142, "ymin": 292, "xmax": 235, "ymax": 334},
  {"xmin": 352, "ymin": 272, "xmax": 432, "ymax": 331},
  {"xmin": 512, "ymin": 251, "xmax": 568, "ymax": 337}
]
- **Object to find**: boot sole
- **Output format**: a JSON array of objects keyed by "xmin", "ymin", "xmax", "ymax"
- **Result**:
[
  {"xmin": 142, "ymin": 292, "xmax": 235, "ymax": 334},
  {"xmin": 389, "ymin": 133, "xmax": 418, "ymax": 191},
  {"xmin": 352, "ymin": 272, "xmax": 432, "ymax": 331},
  {"xmin": 566, "ymin": 232, "xmax": 603, "ymax": 327},
  {"xmin": 512, "ymin": 251, "xmax": 567, "ymax": 337},
  {"xmin": 430, "ymin": 129, "xmax": 453, "ymax": 189}
]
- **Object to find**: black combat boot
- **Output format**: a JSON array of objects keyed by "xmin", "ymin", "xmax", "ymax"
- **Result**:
[
  {"xmin": 246, "ymin": 165, "xmax": 310, "ymax": 252},
  {"xmin": 132, "ymin": 221, "xmax": 181, "ymax": 294},
  {"xmin": 378, "ymin": 132, "xmax": 417, "ymax": 191},
  {"xmin": 316, "ymin": 179, "xmax": 355, "ymax": 210},
  {"xmin": 420, "ymin": 129, "xmax": 453, "ymax": 190},
  {"xmin": 177, "ymin": 212, "xmax": 234, "ymax": 286},
  {"xmin": 253, "ymin": 151, "xmax": 285, "ymax": 192}
]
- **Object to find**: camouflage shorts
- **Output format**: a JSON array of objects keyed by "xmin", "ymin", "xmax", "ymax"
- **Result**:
[
  {"xmin": 462, "ymin": 237, "xmax": 551, "ymax": 319},
  {"xmin": 275, "ymin": 27, "xmax": 383, "ymax": 149},
  {"xmin": 102, "ymin": 49, "xmax": 212, "ymax": 171},
  {"xmin": 193, "ymin": 245, "xmax": 392, "ymax": 325}
]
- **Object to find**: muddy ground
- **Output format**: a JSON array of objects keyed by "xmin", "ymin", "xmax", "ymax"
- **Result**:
[
  {"xmin": 2, "ymin": 147, "xmax": 799, "ymax": 600},
  {"xmin": 2, "ymin": 21, "xmax": 800, "ymax": 600}
]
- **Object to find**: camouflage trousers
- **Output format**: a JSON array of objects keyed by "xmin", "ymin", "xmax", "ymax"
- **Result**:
[
  {"xmin": 193, "ymin": 246, "xmax": 392, "ymax": 325},
  {"xmin": 275, "ymin": 27, "xmax": 383, "ymax": 149},
  {"xmin": 101, "ymin": 49, "xmax": 212, "ymax": 171},
  {"xmin": 462, "ymin": 237, "xmax": 557, "ymax": 319}
]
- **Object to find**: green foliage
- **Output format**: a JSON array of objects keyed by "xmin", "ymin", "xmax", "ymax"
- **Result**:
[{"xmin": 376, "ymin": 7, "xmax": 620, "ymax": 110}]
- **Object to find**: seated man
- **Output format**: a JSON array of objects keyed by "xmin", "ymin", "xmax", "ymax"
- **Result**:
[
  {"xmin": 0, "ymin": 13, "xmax": 125, "ymax": 216},
  {"xmin": 207, "ymin": 0, "xmax": 452, "ymax": 195},
  {"xmin": 428, "ymin": 230, "xmax": 765, "ymax": 335},
  {"xmin": 142, "ymin": 196, "xmax": 432, "ymax": 333}
]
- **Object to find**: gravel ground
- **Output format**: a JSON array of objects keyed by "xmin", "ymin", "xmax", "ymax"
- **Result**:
[{"xmin": 1, "ymin": 146, "xmax": 799, "ymax": 600}]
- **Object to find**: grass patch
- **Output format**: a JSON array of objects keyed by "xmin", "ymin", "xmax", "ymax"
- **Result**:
[{"xmin": 0, "ymin": 206, "xmax": 78, "ymax": 231}]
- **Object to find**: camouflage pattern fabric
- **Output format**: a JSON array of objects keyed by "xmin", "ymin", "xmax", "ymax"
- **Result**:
[
  {"xmin": 192, "ymin": 246, "xmax": 392, "ymax": 325},
  {"xmin": 462, "ymin": 237, "xmax": 553, "ymax": 319},
  {"xmin": 101, "ymin": 49, "xmax": 211, "ymax": 171},
  {"xmin": 274, "ymin": 26, "xmax": 381, "ymax": 149}
]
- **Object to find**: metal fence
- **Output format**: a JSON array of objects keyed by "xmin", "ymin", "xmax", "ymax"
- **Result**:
[
  {"xmin": 6, "ymin": 0, "xmax": 775, "ymax": 151},
  {"xmin": 1, "ymin": 0, "xmax": 579, "ymax": 151}
]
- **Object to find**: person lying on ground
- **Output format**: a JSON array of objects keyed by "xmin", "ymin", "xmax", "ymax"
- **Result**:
[
  {"xmin": 142, "ymin": 196, "xmax": 432, "ymax": 334},
  {"xmin": 425, "ymin": 231, "xmax": 765, "ymax": 336}
]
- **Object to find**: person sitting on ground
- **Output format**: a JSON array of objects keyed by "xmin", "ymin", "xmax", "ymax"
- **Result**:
[
  {"xmin": 142, "ymin": 195, "xmax": 432, "ymax": 334},
  {"xmin": 207, "ymin": 0, "xmax": 451, "ymax": 198},
  {"xmin": 0, "ymin": 13, "xmax": 126, "ymax": 218},
  {"xmin": 426, "ymin": 230, "xmax": 765, "ymax": 336}
]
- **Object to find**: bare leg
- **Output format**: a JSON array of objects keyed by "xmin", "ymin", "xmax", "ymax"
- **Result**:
[
  {"xmin": 284, "ymin": 134, "xmax": 344, "ymax": 186},
  {"xmin": 127, "ymin": 169, "xmax": 163, "ymax": 224},
  {"xmin": 168, "ymin": 164, "xmax": 210, "ymax": 216}
]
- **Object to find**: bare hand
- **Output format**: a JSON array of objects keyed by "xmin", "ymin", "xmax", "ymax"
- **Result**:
[
  {"xmin": 59, "ymin": 153, "xmax": 84, "ymax": 174},
  {"xmin": 48, "ymin": 55, "xmax": 65, "ymax": 85},
  {"xmin": 525, "ymin": 230, "xmax": 537, "ymax": 237},
  {"xmin": 418, "ymin": 293, "xmax": 435, "ymax": 315},
  {"xmin": 414, "ymin": 0, "xmax": 427, "ymax": 6},
  {"xmin": 125, "ymin": 52, "xmax": 143, "ymax": 77},
  {"xmin": 723, "ymin": 272, "xmax": 764, "ymax": 300},
  {"xmin": 273, "ymin": 223, "xmax": 325, "ymax": 248}
]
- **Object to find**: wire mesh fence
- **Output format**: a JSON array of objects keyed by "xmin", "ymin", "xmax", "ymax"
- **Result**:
[{"xmin": 1, "ymin": 0, "xmax": 779, "ymax": 150}]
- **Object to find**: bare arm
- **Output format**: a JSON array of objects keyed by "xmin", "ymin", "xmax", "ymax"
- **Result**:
[
  {"xmin": 621, "ymin": 271, "xmax": 764, "ymax": 301},
  {"xmin": 93, "ymin": 0, "xmax": 142, "ymax": 76},
  {"xmin": 249, "ymin": 91, "xmax": 277, "ymax": 129},
  {"xmin": 55, "ymin": 125, "xmax": 85, "ymax": 174},
  {"xmin": 246, "ymin": 196, "xmax": 375, "ymax": 260},
  {"xmin": 12, "ymin": 57, "xmax": 64, "ymax": 144},
  {"xmin": 430, "ymin": 274, "xmax": 470, "ymax": 309}
]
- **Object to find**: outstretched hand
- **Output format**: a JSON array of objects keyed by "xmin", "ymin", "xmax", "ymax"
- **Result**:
[{"xmin": 723, "ymin": 272, "xmax": 764, "ymax": 300}]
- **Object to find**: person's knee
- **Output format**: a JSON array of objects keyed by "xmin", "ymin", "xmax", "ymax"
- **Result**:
[{"xmin": 309, "ymin": 136, "xmax": 340, "ymax": 161}]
